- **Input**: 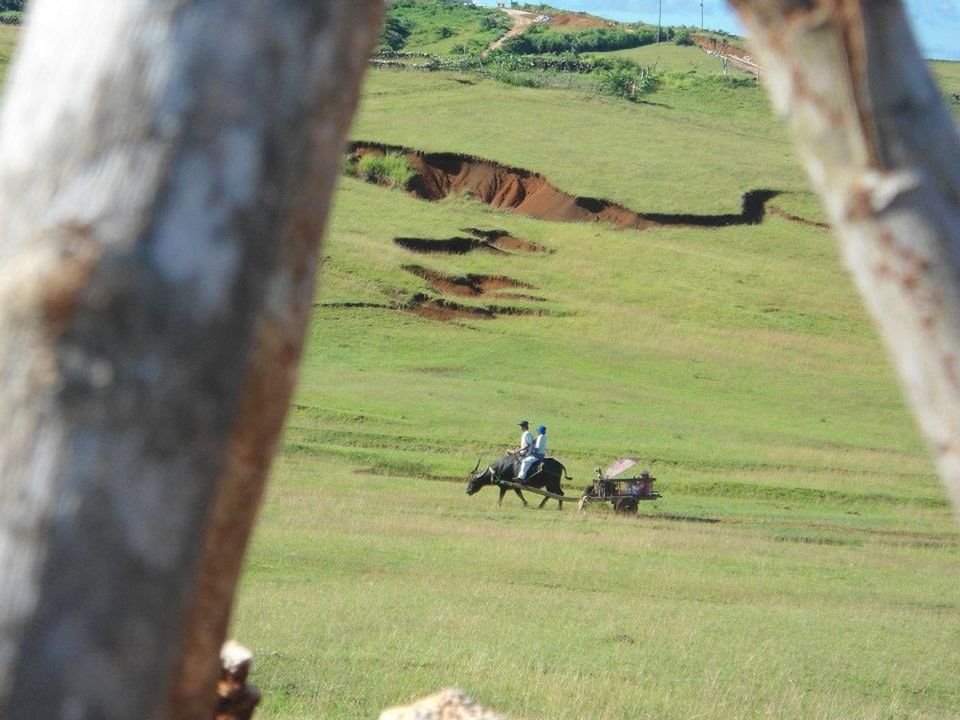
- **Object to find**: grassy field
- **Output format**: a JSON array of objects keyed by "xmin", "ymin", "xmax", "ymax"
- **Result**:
[
  {"xmin": 232, "ymin": 60, "xmax": 960, "ymax": 720},
  {"xmin": 4, "ymin": 12, "xmax": 959, "ymax": 720},
  {"xmin": 588, "ymin": 42, "xmax": 754, "ymax": 78},
  {"xmin": 0, "ymin": 24, "xmax": 19, "ymax": 77},
  {"xmin": 382, "ymin": 0, "xmax": 510, "ymax": 54},
  {"xmin": 931, "ymin": 60, "xmax": 960, "ymax": 97}
]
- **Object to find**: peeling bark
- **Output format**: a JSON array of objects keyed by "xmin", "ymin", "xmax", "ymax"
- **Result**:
[
  {"xmin": 0, "ymin": 2, "xmax": 381, "ymax": 719},
  {"xmin": 728, "ymin": 0, "xmax": 960, "ymax": 511}
]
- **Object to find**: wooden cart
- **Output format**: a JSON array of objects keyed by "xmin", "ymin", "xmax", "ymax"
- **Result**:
[
  {"xmin": 579, "ymin": 458, "xmax": 660, "ymax": 514},
  {"xmin": 491, "ymin": 457, "xmax": 660, "ymax": 514}
]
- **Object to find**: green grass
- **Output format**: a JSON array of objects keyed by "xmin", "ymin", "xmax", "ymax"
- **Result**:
[
  {"xmin": 589, "ymin": 42, "xmax": 754, "ymax": 79},
  {"xmin": 233, "ymin": 64, "xmax": 960, "ymax": 719},
  {"xmin": 931, "ymin": 60, "xmax": 960, "ymax": 94},
  {"xmin": 0, "ymin": 24, "xmax": 18, "ymax": 79},
  {"xmin": 351, "ymin": 152, "xmax": 417, "ymax": 190},
  {"xmin": 350, "ymin": 70, "xmax": 804, "ymax": 215},
  {"xmin": 238, "ymin": 458, "xmax": 960, "ymax": 720},
  {"xmin": 930, "ymin": 60, "xmax": 960, "ymax": 123},
  {"xmin": 0, "ymin": 11, "xmax": 956, "ymax": 718},
  {"xmin": 384, "ymin": 0, "xmax": 510, "ymax": 55}
]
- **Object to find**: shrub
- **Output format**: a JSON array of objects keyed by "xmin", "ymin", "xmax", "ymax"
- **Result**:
[
  {"xmin": 660, "ymin": 68, "xmax": 753, "ymax": 91},
  {"xmin": 479, "ymin": 13, "xmax": 510, "ymax": 32},
  {"xmin": 436, "ymin": 25, "xmax": 454, "ymax": 40},
  {"xmin": 355, "ymin": 153, "xmax": 417, "ymax": 190},
  {"xmin": 596, "ymin": 65, "xmax": 661, "ymax": 101},
  {"xmin": 377, "ymin": 16, "xmax": 412, "ymax": 52},
  {"xmin": 488, "ymin": 69, "xmax": 539, "ymax": 88},
  {"xmin": 0, "ymin": 9, "xmax": 21, "ymax": 23},
  {"xmin": 674, "ymin": 29, "xmax": 694, "ymax": 46},
  {"xmin": 450, "ymin": 39, "xmax": 486, "ymax": 55},
  {"xmin": 502, "ymin": 27, "xmax": 657, "ymax": 55}
]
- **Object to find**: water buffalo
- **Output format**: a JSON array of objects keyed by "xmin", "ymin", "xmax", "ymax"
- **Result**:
[{"xmin": 465, "ymin": 455, "xmax": 572, "ymax": 509}]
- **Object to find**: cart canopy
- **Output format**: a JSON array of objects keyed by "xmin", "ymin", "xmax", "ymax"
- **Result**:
[{"xmin": 604, "ymin": 458, "xmax": 641, "ymax": 478}]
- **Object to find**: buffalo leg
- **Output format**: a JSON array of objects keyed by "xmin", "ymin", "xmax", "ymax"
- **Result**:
[
  {"xmin": 537, "ymin": 495, "xmax": 548, "ymax": 509},
  {"xmin": 514, "ymin": 488, "xmax": 528, "ymax": 506}
]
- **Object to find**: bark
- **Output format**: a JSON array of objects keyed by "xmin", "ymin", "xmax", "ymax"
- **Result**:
[
  {"xmin": 0, "ymin": 2, "xmax": 381, "ymax": 719},
  {"xmin": 727, "ymin": 0, "xmax": 960, "ymax": 511}
]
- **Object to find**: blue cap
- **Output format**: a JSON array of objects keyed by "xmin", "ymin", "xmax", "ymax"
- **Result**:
[{"xmin": 537, "ymin": 425, "xmax": 546, "ymax": 433}]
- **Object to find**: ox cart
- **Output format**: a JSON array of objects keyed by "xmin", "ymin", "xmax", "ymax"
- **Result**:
[
  {"xmin": 480, "ymin": 457, "xmax": 659, "ymax": 515},
  {"xmin": 578, "ymin": 458, "xmax": 660, "ymax": 514}
]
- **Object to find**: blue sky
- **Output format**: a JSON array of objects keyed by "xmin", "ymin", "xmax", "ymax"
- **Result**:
[{"xmin": 473, "ymin": 0, "xmax": 959, "ymax": 61}]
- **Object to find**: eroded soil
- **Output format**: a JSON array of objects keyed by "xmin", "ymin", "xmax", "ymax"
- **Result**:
[
  {"xmin": 464, "ymin": 228, "xmax": 552, "ymax": 253},
  {"xmin": 395, "ymin": 228, "xmax": 551, "ymax": 255},
  {"xmin": 769, "ymin": 206, "xmax": 829, "ymax": 230},
  {"xmin": 339, "ymin": 142, "xmax": 825, "ymax": 323},
  {"xmin": 394, "ymin": 236, "xmax": 501, "ymax": 255},
  {"xmin": 404, "ymin": 264, "xmax": 533, "ymax": 297},
  {"xmin": 404, "ymin": 293, "xmax": 540, "ymax": 322},
  {"xmin": 351, "ymin": 141, "xmax": 787, "ymax": 230},
  {"xmin": 316, "ymin": 294, "xmax": 544, "ymax": 323},
  {"xmin": 546, "ymin": 12, "xmax": 615, "ymax": 29}
]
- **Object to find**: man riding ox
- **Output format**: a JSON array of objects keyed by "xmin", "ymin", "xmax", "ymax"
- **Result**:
[
  {"xmin": 507, "ymin": 420, "xmax": 533, "ymax": 460},
  {"xmin": 465, "ymin": 448, "xmax": 571, "ymax": 509},
  {"xmin": 517, "ymin": 425, "xmax": 547, "ymax": 481}
]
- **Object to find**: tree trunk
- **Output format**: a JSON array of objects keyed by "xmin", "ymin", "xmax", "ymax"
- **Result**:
[
  {"xmin": 727, "ymin": 0, "xmax": 960, "ymax": 512},
  {"xmin": 0, "ymin": 2, "xmax": 381, "ymax": 719}
]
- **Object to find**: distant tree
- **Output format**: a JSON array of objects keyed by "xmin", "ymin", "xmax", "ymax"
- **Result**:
[{"xmin": 378, "ymin": 14, "xmax": 412, "ymax": 51}]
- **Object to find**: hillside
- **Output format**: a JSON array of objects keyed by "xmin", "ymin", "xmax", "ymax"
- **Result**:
[
  {"xmin": 1, "ymin": 8, "xmax": 958, "ymax": 720},
  {"xmin": 375, "ymin": 2, "xmax": 960, "ymax": 117},
  {"xmin": 234, "ymin": 12, "xmax": 960, "ymax": 720}
]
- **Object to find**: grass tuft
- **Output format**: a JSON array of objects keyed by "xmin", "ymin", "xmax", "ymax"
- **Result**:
[{"xmin": 353, "ymin": 152, "xmax": 417, "ymax": 190}]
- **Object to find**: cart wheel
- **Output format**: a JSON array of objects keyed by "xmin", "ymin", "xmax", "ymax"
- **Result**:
[{"xmin": 615, "ymin": 497, "xmax": 638, "ymax": 515}]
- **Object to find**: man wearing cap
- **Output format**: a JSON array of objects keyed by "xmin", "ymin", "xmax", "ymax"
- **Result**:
[
  {"xmin": 508, "ymin": 420, "xmax": 534, "ymax": 460},
  {"xmin": 517, "ymin": 425, "xmax": 548, "ymax": 481}
]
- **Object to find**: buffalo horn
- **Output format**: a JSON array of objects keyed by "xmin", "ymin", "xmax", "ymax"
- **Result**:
[{"xmin": 472, "ymin": 458, "xmax": 481, "ymax": 474}]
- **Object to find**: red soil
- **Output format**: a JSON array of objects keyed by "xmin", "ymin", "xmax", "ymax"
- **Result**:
[
  {"xmin": 547, "ymin": 13, "xmax": 615, "ymax": 29},
  {"xmin": 694, "ymin": 37, "xmax": 757, "ymax": 65},
  {"xmin": 462, "ymin": 228, "xmax": 552, "ymax": 253},
  {"xmin": 408, "ymin": 298, "xmax": 494, "ymax": 322},
  {"xmin": 768, "ymin": 206, "xmax": 829, "ymax": 230},
  {"xmin": 352, "ymin": 142, "xmax": 653, "ymax": 230},
  {"xmin": 403, "ymin": 264, "xmax": 533, "ymax": 297},
  {"xmin": 403, "ymin": 293, "xmax": 538, "ymax": 322},
  {"xmin": 351, "ymin": 142, "xmax": 798, "ymax": 232}
]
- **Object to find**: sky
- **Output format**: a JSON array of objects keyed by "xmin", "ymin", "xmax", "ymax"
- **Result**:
[{"xmin": 473, "ymin": 0, "xmax": 960, "ymax": 61}]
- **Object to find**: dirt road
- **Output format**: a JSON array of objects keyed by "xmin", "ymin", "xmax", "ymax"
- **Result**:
[{"xmin": 486, "ymin": 9, "xmax": 535, "ymax": 53}]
